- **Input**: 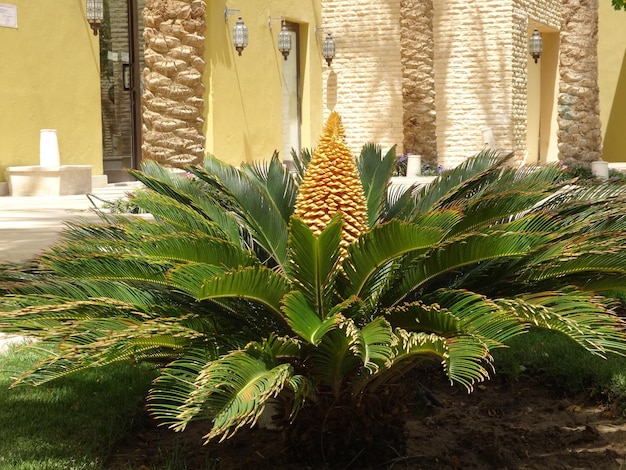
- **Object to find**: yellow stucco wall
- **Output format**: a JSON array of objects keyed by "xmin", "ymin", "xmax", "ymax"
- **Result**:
[
  {"xmin": 599, "ymin": 2, "xmax": 626, "ymax": 162},
  {"xmin": 0, "ymin": 0, "xmax": 103, "ymax": 183},
  {"xmin": 206, "ymin": 1, "xmax": 324, "ymax": 167}
]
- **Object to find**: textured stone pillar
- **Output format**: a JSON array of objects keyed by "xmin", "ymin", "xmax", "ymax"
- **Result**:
[
  {"xmin": 400, "ymin": 0, "xmax": 437, "ymax": 163},
  {"xmin": 142, "ymin": 0, "xmax": 206, "ymax": 168},
  {"xmin": 558, "ymin": 0, "xmax": 602, "ymax": 166}
]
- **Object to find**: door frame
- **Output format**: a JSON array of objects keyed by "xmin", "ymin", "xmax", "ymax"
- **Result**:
[{"xmin": 128, "ymin": 0, "xmax": 142, "ymax": 170}]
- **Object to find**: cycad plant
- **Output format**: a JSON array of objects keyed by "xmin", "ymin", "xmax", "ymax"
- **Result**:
[{"xmin": 2, "ymin": 112, "xmax": 626, "ymax": 467}]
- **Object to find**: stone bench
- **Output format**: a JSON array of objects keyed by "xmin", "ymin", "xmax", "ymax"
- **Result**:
[{"xmin": 6, "ymin": 165, "xmax": 93, "ymax": 196}]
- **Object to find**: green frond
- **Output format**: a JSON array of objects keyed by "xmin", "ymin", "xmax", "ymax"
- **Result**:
[
  {"xmin": 241, "ymin": 153, "xmax": 298, "ymax": 223},
  {"xmin": 448, "ymin": 190, "xmax": 561, "ymax": 236},
  {"xmin": 412, "ymin": 209, "xmax": 464, "ymax": 233},
  {"xmin": 496, "ymin": 291, "xmax": 626, "ymax": 357},
  {"xmin": 161, "ymin": 349, "xmax": 294, "ymax": 442},
  {"xmin": 386, "ymin": 301, "xmax": 462, "ymax": 334},
  {"xmin": 482, "ymin": 211, "xmax": 560, "ymax": 234},
  {"xmin": 286, "ymin": 374, "xmax": 316, "ymax": 418},
  {"xmin": 354, "ymin": 317, "xmax": 395, "ymax": 372},
  {"xmin": 387, "ymin": 231, "xmax": 553, "ymax": 306},
  {"xmin": 0, "ymin": 297, "xmax": 147, "ymax": 333},
  {"xmin": 445, "ymin": 336, "xmax": 493, "ymax": 391},
  {"xmin": 41, "ymin": 254, "xmax": 173, "ymax": 286},
  {"xmin": 59, "ymin": 220, "xmax": 130, "ymax": 243},
  {"xmin": 289, "ymin": 147, "xmax": 313, "ymax": 183},
  {"xmin": 129, "ymin": 191, "xmax": 231, "ymax": 238},
  {"xmin": 197, "ymin": 155, "xmax": 290, "ymax": 268},
  {"xmin": 343, "ymin": 220, "xmax": 444, "ymax": 298},
  {"xmin": 149, "ymin": 346, "xmax": 220, "ymax": 421},
  {"xmin": 165, "ymin": 263, "xmax": 225, "ymax": 297},
  {"xmin": 139, "ymin": 158, "xmax": 231, "ymax": 209},
  {"xmin": 311, "ymin": 324, "xmax": 360, "ymax": 396},
  {"xmin": 524, "ymin": 251, "xmax": 626, "ymax": 284},
  {"xmin": 247, "ymin": 333, "xmax": 302, "ymax": 359},
  {"xmin": 357, "ymin": 143, "xmax": 396, "ymax": 227},
  {"xmin": 392, "ymin": 329, "xmax": 492, "ymax": 392},
  {"xmin": 581, "ymin": 274, "xmax": 626, "ymax": 292},
  {"xmin": 410, "ymin": 150, "xmax": 507, "ymax": 216},
  {"xmin": 56, "ymin": 231, "xmax": 256, "ymax": 270},
  {"xmin": 281, "ymin": 291, "xmax": 343, "ymax": 344},
  {"xmin": 132, "ymin": 165, "xmax": 241, "ymax": 242},
  {"xmin": 386, "ymin": 181, "xmax": 420, "ymax": 221},
  {"xmin": 197, "ymin": 266, "xmax": 290, "ymax": 317},
  {"xmin": 133, "ymin": 233, "xmax": 257, "ymax": 267},
  {"xmin": 287, "ymin": 216, "xmax": 343, "ymax": 316},
  {"xmin": 422, "ymin": 289, "xmax": 527, "ymax": 346},
  {"xmin": 14, "ymin": 315, "xmax": 202, "ymax": 386}
]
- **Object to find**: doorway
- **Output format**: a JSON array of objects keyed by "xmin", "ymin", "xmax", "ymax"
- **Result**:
[
  {"xmin": 281, "ymin": 21, "xmax": 301, "ymax": 167},
  {"xmin": 526, "ymin": 27, "xmax": 559, "ymax": 164},
  {"xmin": 99, "ymin": 0, "xmax": 144, "ymax": 182}
]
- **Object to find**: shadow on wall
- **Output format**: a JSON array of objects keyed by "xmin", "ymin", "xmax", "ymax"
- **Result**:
[
  {"xmin": 603, "ymin": 48, "xmax": 626, "ymax": 162},
  {"xmin": 327, "ymin": 71, "xmax": 337, "ymax": 111}
]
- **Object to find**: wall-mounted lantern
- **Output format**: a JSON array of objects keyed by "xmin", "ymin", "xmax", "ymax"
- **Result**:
[
  {"xmin": 269, "ymin": 16, "xmax": 292, "ymax": 60},
  {"xmin": 86, "ymin": 0, "xmax": 104, "ymax": 36},
  {"xmin": 225, "ymin": 7, "xmax": 248, "ymax": 56},
  {"xmin": 529, "ymin": 29, "xmax": 543, "ymax": 64},
  {"xmin": 278, "ymin": 21, "xmax": 292, "ymax": 60},
  {"xmin": 322, "ymin": 33, "xmax": 335, "ymax": 66}
]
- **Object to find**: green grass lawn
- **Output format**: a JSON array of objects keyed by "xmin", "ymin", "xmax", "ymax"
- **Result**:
[{"xmin": 0, "ymin": 342, "xmax": 154, "ymax": 470}]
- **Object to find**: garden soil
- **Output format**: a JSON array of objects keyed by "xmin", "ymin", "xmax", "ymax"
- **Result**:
[{"xmin": 108, "ymin": 371, "xmax": 626, "ymax": 469}]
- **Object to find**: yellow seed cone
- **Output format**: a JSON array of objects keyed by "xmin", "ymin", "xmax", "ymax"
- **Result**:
[{"xmin": 294, "ymin": 112, "xmax": 368, "ymax": 249}]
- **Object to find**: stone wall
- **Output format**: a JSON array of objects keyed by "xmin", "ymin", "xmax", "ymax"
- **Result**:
[
  {"xmin": 431, "ymin": 0, "xmax": 516, "ymax": 168},
  {"xmin": 323, "ymin": 0, "xmax": 601, "ymax": 169},
  {"xmin": 322, "ymin": 0, "xmax": 404, "ymax": 155},
  {"xmin": 431, "ymin": 0, "xmax": 560, "ymax": 168},
  {"xmin": 558, "ymin": 0, "xmax": 602, "ymax": 166}
]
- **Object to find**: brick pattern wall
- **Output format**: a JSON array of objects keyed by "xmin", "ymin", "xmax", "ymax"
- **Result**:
[
  {"xmin": 322, "ymin": 0, "xmax": 404, "ymax": 155},
  {"xmin": 430, "ymin": 0, "xmax": 558, "ymax": 168},
  {"xmin": 401, "ymin": 0, "xmax": 437, "ymax": 163},
  {"xmin": 324, "ymin": 0, "xmax": 563, "ymax": 169},
  {"xmin": 432, "ymin": 0, "xmax": 519, "ymax": 168},
  {"xmin": 324, "ymin": 0, "xmax": 602, "ymax": 169}
]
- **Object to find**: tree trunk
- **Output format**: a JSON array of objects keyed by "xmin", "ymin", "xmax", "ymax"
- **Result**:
[
  {"xmin": 558, "ymin": 0, "xmax": 602, "ymax": 166},
  {"xmin": 141, "ymin": 0, "xmax": 206, "ymax": 168},
  {"xmin": 400, "ymin": 0, "xmax": 437, "ymax": 164}
]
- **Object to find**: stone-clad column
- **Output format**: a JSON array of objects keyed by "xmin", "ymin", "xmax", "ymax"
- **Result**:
[
  {"xmin": 400, "ymin": 0, "xmax": 437, "ymax": 163},
  {"xmin": 142, "ymin": 0, "xmax": 206, "ymax": 168},
  {"xmin": 558, "ymin": 0, "xmax": 602, "ymax": 166}
]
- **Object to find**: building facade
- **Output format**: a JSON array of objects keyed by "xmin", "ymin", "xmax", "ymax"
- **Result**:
[{"xmin": 0, "ymin": 1, "xmax": 624, "ymax": 194}]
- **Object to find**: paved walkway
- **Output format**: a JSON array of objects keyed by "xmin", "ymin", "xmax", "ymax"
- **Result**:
[
  {"xmin": 0, "ymin": 182, "xmax": 141, "ymax": 350},
  {"xmin": 0, "ymin": 183, "xmax": 141, "ymax": 263}
]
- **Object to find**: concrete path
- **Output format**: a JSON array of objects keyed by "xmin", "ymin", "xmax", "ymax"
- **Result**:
[{"xmin": 0, "ymin": 183, "xmax": 141, "ymax": 263}]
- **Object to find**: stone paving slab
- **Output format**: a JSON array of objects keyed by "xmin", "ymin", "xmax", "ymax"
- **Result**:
[{"xmin": 0, "ymin": 183, "xmax": 141, "ymax": 264}]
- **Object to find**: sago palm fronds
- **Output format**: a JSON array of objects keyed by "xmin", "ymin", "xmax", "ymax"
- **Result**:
[{"xmin": 1, "ymin": 113, "xmax": 626, "ymax": 467}]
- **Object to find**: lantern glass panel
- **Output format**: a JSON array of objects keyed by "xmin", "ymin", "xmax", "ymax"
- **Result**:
[{"xmin": 86, "ymin": 0, "xmax": 104, "ymax": 21}]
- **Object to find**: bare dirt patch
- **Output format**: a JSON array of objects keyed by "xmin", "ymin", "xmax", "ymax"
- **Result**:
[{"xmin": 108, "ymin": 373, "xmax": 626, "ymax": 469}]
